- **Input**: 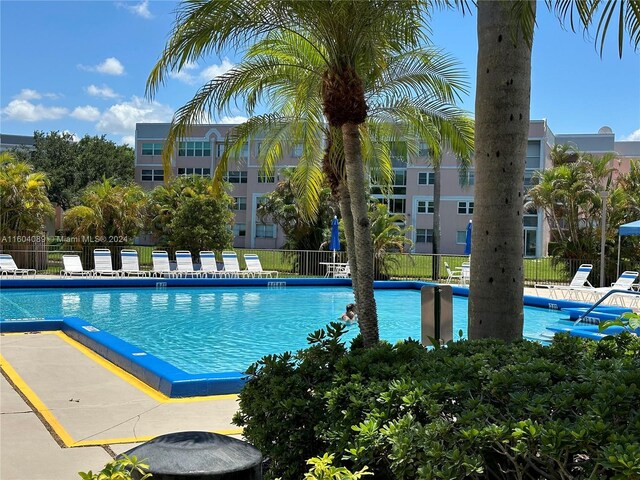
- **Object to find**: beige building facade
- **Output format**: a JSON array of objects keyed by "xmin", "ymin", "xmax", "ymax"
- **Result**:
[{"xmin": 134, "ymin": 121, "xmax": 639, "ymax": 257}]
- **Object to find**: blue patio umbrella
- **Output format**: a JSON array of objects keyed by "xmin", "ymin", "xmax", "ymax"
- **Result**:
[
  {"xmin": 464, "ymin": 220, "xmax": 472, "ymax": 255},
  {"xmin": 329, "ymin": 216, "xmax": 340, "ymax": 262}
]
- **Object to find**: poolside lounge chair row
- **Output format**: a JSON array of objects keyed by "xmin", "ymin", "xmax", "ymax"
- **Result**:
[
  {"xmin": 60, "ymin": 249, "xmax": 278, "ymax": 278},
  {"xmin": 534, "ymin": 264, "xmax": 639, "ymax": 304}
]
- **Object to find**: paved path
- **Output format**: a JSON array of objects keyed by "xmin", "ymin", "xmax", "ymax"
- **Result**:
[{"xmin": 1, "ymin": 332, "xmax": 241, "ymax": 480}]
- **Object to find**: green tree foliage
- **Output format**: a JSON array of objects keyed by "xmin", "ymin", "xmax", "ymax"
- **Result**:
[
  {"xmin": 0, "ymin": 152, "xmax": 54, "ymax": 237},
  {"xmin": 257, "ymin": 168, "xmax": 338, "ymax": 250},
  {"xmin": 13, "ymin": 131, "xmax": 134, "ymax": 208},
  {"xmin": 78, "ymin": 454, "xmax": 151, "ymax": 480},
  {"xmin": 235, "ymin": 326, "xmax": 640, "ymax": 480},
  {"xmin": 527, "ymin": 150, "xmax": 636, "ymax": 261},
  {"xmin": 368, "ymin": 202, "xmax": 413, "ymax": 279},
  {"xmin": 75, "ymin": 135, "xmax": 134, "ymax": 190},
  {"xmin": 149, "ymin": 176, "xmax": 234, "ymax": 252},
  {"xmin": 63, "ymin": 179, "xmax": 147, "ymax": 245}
]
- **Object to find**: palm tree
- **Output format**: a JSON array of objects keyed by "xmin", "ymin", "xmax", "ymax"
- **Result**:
[
  {"xmin": 464, "ymin": 0, "xmax": 640, "ymax": 341},
  {"xmin": 0, "ymin": 152, "xmax": 54, "ymax": 237},
  {"xmin": 64, "ymin": 179, "xmax": 147, "ymax": 244},
  {"xmin": 146, "ymin": 0, "xmax": 473, "ymax": 346}
]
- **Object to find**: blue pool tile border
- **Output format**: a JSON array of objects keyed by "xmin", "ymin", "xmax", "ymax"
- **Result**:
[{"xmin": 0, "ymin": 278, "xmax": 590, "ymax": 397}]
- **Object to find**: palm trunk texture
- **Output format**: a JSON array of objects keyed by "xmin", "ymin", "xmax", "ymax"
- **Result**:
[
  {"xmin": 468, "ymin": 0, "xmax": 535, "ymax": 341},
  {"xmin": 432, "ymin": 162, "xmax": 442, "ymax": 281},
  {"xmin": 338, "ymin": 182, "xmax": 358, "ymax": 295},
  {"xmin": 342, "ymin": 122, "xmax": 379, "ymax": 346}
]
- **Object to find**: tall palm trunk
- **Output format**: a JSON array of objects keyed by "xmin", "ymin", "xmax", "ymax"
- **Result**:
[
  {"xmin": 338, "ymin": 182, "xmax": 358, "ymax": 294},
  {"xmin": 342, "ymin": 122, "xmax": 379, "ymax": 346},
  {"xmin": 432, "ymin": 160, "xmax": 442, "ymax": 281},
  {"xmin": 468, "ymin": 0, "xmax": 535, "ymax": 341}
]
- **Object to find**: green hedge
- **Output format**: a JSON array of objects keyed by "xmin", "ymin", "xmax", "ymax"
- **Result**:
[{"xmin": 234, "ymin": 326, "xmax": 640, "ymax": 480}]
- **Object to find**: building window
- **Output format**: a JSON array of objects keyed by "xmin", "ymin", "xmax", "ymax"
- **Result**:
[
  {"xmin": 141, "ymin": 169, "xmax": 164, "ymax": 182},
  {"xmin": 233, "ymin": 197, "xmax": 247, "ymax": 211},
  {"xmin": 456, "ymin": 230, "xmax": 467, "ymax": 244},
  {"xmin": 418, "ymin": 172, "xmax": 435, "ymax": 185},
  {"xmin": 177, "ymin": 167, "xmax": 211, "ymax": 177},
  {"xmin": 141, "ymin": 143, "xmax": 163, "ymax": 156},
  {"xmin": 257, "ymin": 170, "xmax": 275, "ymax": 183},
  {"xmin": 417, "ymin": 200, "xmax": 434, "ymax": 214},
  {"xmin": 459, "ymin": 170, "xmax": 475, "ymax": 186},
  {"xmin": 458, "ymin": 201, "xmax": 474, "ymax": 214},
  {"xmin": 233, "ymin": 223, "xmax": 246, "ymax": 237},
  {"xmin": 216, "ymin": 143, "xmax": 226, "ymax": 158},
  {"xmin": 526, "ymin": 140, "xmax": 541, "ymax": 169},
  {"xmin": 178, "ymin": 141, "xmax": 211, "ymax": 157},
  {"xmin": 291, "ymin": 144, "xmax": 303, "ymax": 157},
  {"xmin": 255, "ymin": 223, "xmax": 275, "ymax": 238},
  {"xmin": 418, "ymin": 142, "xmax": 430, "ymax": 157},
  {"xmin": 392, "ymin": 168, "xmax": 407, "ymax": 195},
  {"xmin": 224, "ymin": 171, "xmax": 247, "ymax": 183},
  {"xmin": 416, "ymin": 229, "xmax": 433, "ymax": 243},
  {"xmin": 389, "ymin": 198, "xmax": 406, "ymax": 214}
]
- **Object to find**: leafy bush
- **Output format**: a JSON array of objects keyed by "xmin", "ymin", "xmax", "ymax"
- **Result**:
[
  {"xmin": 78, "ymin": 455, "xmax": 151, "ymax": 480},
  {"xmin": 234, "ymin": 324, "xmax": 640, "ymax": 480}
]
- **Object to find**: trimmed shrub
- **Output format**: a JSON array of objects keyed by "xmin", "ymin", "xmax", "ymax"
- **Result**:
[{"xmin": 233, "ymin": 324, "xmax": 640, "ymax": 480}]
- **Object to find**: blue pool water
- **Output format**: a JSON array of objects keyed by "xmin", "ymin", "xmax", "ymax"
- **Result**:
[{"xmin": 0, "ymin": 287, "xmax": 569, "ymax": 374}]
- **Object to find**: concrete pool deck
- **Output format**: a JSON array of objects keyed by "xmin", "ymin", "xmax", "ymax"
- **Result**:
[
  {"xmin": 1, "ymin": 285, "xmax": 638, "ymax": 480},
  {"xmin": 1, "ymin": 331, "xmax": 241, "ymax": 480}
]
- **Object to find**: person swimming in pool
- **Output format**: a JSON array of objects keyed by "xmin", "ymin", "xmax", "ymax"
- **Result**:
[{"xmin": 341, "ymin": 303, "xmax": 357, "ymax": 321}]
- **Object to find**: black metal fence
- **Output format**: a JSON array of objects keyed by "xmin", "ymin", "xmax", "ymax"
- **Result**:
[{"xmin": 1, "ymin": 242, "xmax": 627, "ymax": 287}]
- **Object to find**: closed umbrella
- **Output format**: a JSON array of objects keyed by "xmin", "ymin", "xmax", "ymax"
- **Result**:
[
  {"xmin": 464, "ymin": 220, "xmax": 472, "ymax": 256},
  {"xmin": 329, "ymin": 216, "xmax": 340, "ymax": 263}
]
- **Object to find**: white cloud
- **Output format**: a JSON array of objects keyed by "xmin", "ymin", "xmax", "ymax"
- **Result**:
[
  {"xmin": 120, "ymin": 0, "xmax": 152, "ymax": 19},
  {"xmin": 96, "ymin": 96, "xmax": 173, "ymax": 135},
  {"xmin": 15, "ymin": 88, "xmax": 41, "ymax": 100},
  {"xmin": 1, "ymin": 99, "xmax": 68, "ymax": 122},
  {"xmin": 121, "ymin": 135, "xmax": 135, "ymax": 146},
  {"xmin": 169, "ymin": 70, "xmax": 197, "ymax": 85},
  {"xmin": 86, "ymin": 84, "xmax": 119, "ymax": 99},
  {"xmin": 13, "ymin": 89, "xmax": 60, "ymax": 100},
  {"xmin": 620, "ymin": 128, "xmax": 640, "ymax": 141},
  {"xmin": 71, "ymin": 105, "xmax": 101, "ymax": 121},
  {"xmin": 200, "ymin": 58, "xmax": 235, "ymax": 80},
  {"xmin": 220, "ymin": 115, "xmax": 248, "ymax": 124},
  {"xmin": 79, "ymin": 57, "xmax": 125, "ymax": 75}
]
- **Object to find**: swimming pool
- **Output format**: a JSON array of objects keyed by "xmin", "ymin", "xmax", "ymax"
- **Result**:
[{"xmin": 1, "ymin": 285, "xmax": 569, "ymax": 374}]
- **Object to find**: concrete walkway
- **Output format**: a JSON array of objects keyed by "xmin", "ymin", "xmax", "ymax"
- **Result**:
[{"xmin": 1, "ymin": 332, "xmax": 241, "ymax": 480}]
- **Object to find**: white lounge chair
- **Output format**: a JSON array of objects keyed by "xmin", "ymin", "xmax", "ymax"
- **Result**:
[
  {"xmin": 93, "ymin": 248, "xmax": 119, "ymax": 276},
  {"xmin": 444, "ymin": 261, "xmax": 463, "ymax": 284},
  {"xmin": 61, "ymin": 254, "xmax": 92, "ymax": 276},
  {"xmin": 151, "ymin": 250, "xmax": 177, "ymax": 278},
  {"xmin": 221, "ymin": 251, "xmax": 250, "ymax": 277},
  {"xmin": 534, "ymin": 264, "xmax": 594, "ymax": 300},
  {"xmin": 587, "ymin": 270, "xmax": 639, "ymax": 304},
  {"xmin": 334, "ymin": 263, "xmax": 350, "ymax": 278},
  {"xmin": 119, "ymin": 249, "xmax": 148, "ymax": 277},
  {"xmin": 0, "ymin": 253, "xmax": 36, "ymax": 275},
  {"xmin": 244, "ymin": 253, "xmax": 278, "ymax": 278},
  {"xmin": 199, "ymin": 251, "xmax": 227, "ymax": 278},
  {"xmin": 461, "ymin": 262, "xmax": 470, "ymax": 285},
  {"xmin": 175, "ymin": 250, "xmax": 202, "ymax": 277}
]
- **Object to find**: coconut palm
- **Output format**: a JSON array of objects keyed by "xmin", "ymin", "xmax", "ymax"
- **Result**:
[{"xmin": 147, "ymin": 0, "xmax": 474, "ymax": 346}]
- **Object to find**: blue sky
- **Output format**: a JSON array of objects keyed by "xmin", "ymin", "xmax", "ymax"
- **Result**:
[{"xmin": 1, "ymin": 1, "xmax": 639, "ymax": 146}]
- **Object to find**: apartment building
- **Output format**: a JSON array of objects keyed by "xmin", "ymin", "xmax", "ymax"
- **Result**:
[{"xmin": 135, "ymin": 121, "xmax": 639, "ymax": 256}]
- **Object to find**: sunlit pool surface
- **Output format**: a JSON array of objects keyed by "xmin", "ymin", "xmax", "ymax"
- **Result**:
[{"xmin": 1, "ymin": 287, "xmax": 569, "ymax": 374}]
